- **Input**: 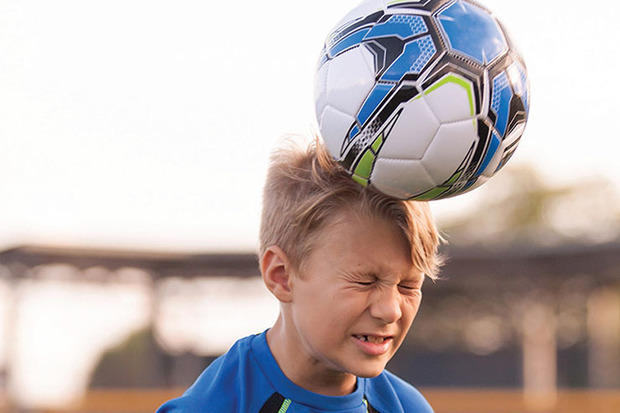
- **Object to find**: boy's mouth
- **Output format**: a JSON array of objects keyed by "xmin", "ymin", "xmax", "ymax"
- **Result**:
[
  {"xmin": 354, "ymin": 334, "xmax": 390, "ymax": 344},
  {"xmin": 353, "ymin": 334, "xmax": 394, "ymax": 356}
]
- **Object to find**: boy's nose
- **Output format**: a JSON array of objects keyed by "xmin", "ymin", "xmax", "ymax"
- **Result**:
[{"xmin": 369, "ymin": 287, "xmax": 402, "ymax": 323}]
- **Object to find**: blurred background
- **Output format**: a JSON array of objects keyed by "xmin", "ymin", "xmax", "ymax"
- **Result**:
[{"xmin": 0, "ymin": 0, "xmax": 619, "ymax": 412}]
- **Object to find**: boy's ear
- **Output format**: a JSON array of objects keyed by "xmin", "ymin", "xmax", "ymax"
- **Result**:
[{"xmin": 260, "ymin": 246, "xmax": 293, "ymax": 303}]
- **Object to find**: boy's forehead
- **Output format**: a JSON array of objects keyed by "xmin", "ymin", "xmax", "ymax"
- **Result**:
[
  {"xmin": 310, "ymin": 209, "xmax": 367, "ymax": 244},
  {"xmin": 308, "ymin": 209, "xmax": 412, "ymax": 259},
  {"xmin": 297, "ymin": 209, "xmax": 424, "ymax": 282},
  {"xmin": 320, "ymin": 208, "xmax": 400, "ymax": 238}
]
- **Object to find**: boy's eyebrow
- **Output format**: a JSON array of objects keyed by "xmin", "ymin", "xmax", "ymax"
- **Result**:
[
  {"xmin": 339, "ymin": 269, "xmax": 378, "ymax": 280},
  {"xmin": 340, "ymin": 267, "xmax": 425, "ymax": 284}
]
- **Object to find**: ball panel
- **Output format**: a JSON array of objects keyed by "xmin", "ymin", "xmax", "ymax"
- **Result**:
[
  {"xmin": 332, "ymin": 0, "xmax": 385, "ymax": 34},
  {"xmin": 421, "ymin": 119, "xmax": 478, "ymax": 184},
  {"xmin": 372, "ymin": 158, "xmax": 436, "ymax": 199},
  {"xmin": 318, "ymin": 106, "xmax": 357, "ymax": 158},
  {"xmin": 314, "ymin": 60, "xmax": 330, "ymax": 120},
  {"xmin": 424, "ymin": 72, "xmax": 475, "ymax": 123},
  {"xmin": 379, "ymin": 96, "xmax": 439, "ymax": 160},
  {"xmin": 326, "ymin": 46, "xmax": 376, "ymax": 115}
]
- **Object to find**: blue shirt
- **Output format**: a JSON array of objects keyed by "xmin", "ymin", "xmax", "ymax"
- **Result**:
[{"xmin": 157, "ymin": 331, "xmax": 433, "ymax": 412}]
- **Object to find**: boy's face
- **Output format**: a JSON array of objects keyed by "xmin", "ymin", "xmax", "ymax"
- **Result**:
[{"xmin": 287, "ymin": 211, "xmax": 425, "ymax": 381}]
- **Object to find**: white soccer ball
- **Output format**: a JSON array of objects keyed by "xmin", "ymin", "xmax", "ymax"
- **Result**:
[{"xmin": 314, "ymin": 0, "xmax": 530, "ymax": 200}]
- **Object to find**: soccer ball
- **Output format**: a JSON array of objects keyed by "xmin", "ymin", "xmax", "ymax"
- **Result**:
[{"xmin": 314, "ymin": 0, "xmax": 530, "ymax": 200}]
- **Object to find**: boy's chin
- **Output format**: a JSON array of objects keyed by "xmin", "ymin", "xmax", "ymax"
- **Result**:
[
  {"xmin": 345, "ymin": 361, "xmax": 389, "ymax": 379},
  {"xmin": 355, "ymin": 370, "xmax": 384, "ymax": 379}
]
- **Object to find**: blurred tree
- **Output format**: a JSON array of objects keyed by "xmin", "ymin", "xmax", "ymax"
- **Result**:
[
  {"xmin": 436, "ymin": 164, "xmax": 620, "ymax": 248},
  {"xmin": 89, "ymin": 328, "xmax": 172, "ymax": 388},
  {"xmin": 89, "ymin": 327, "xmax": 214, "ymax": 389}
]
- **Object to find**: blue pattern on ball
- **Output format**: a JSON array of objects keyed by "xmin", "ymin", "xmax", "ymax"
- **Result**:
[
  {"xmin": 328, "ymin": 29, "xmax": 370, "ymax": 58},
  {"xmin": 437, "ymin": 1, "xmax": 507, "ymax": 64},
  {"xmin": 491, "ymin": 71, "xmax": 513, "ymax": 137},
  {"xmin": 366, "ymin": 14, "xmax": 428, "ymax": 40},
  {"xmin": 475, "ymin": 130, "xmax": 501, "ymax": 177},
  {"xmin": 356, "ymin": 83, "xmax": 396, "ymax": 133},
  {"xmin": 512, "ymin": 62, "xmax": 530, "ymax": 115},
  {"xmin": 381, "ymin": 35, "xmax": 437, "ymax": 82}
]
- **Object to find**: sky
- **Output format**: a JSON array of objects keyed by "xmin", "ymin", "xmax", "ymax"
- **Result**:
[{"xmin": 0, "ymin": 0, "xmax": 619, "ymax": 253}]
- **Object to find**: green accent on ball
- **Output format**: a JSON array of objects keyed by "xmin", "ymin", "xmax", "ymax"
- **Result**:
[
  {"xmin": 424, "ymin": 74, "xmax": 475, "ymax": 117},
  {"xmin": 414, "ymin": 186, "xmax": 450, "ymax": 201},
  {"xmin": 355, "ymin": 150, "xmax": 376, "ymax": 179},
  {"xmin": 371, "ymin": 134, "xmax": 384, "ymax": 153},
  {"xmin": 352, "ymin": 133, "xmax": 384, "ymax": 188},
  {"xmin": 446, "ymin": 169, "xmax": 463, "ymax": 185},
  {"xmin": 352, "ymin": 174, "xmax": 369, "ymax": 187}
]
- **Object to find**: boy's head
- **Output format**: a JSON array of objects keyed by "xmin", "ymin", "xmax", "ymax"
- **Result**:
[
  {"xmin": 259, "ymin": 139, "xmax": 442, "ymax": 279},
  {"xmin": 258, "ymin": 139, "xmax": 444, "ymax": 393}
]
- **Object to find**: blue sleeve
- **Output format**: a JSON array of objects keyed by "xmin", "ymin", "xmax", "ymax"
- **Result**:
[
  {"xmin": 156, "ymin": 356, "xmax": 240, "ymax": 412},
  {"xmin": 366, "ymin": 370, "xmax": 433, "ymax": 413},
  {"xmin": 156, "ymin": 335, "xmax": 276, "ymax": 413}
]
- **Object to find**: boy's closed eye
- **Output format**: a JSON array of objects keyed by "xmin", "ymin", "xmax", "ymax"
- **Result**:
[
  {"xmin": 398, "ymin": 283, "xmax": 424, "ymax": 296},
  {"xmin": 353, "ymin": 278, "xmax": 422, "ymax": 291}
]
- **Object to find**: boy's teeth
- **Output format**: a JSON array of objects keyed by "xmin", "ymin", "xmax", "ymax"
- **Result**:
[{"xmin": 357, "ymin": 335, "xmax": 385, "ymax": 343}]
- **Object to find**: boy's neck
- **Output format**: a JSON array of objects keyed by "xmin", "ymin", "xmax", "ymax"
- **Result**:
[{"xmin": 266, "ymin": 317, "xmax": 358, "ymax": 397}]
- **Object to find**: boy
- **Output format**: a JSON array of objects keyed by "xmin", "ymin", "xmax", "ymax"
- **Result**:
[{"xmin": 158, "ymin": 141, "xmax": 442, "ymax": 412}]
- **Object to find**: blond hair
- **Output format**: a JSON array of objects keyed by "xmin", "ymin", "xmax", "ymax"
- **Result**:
[{"xmin": 259, "ymin": 139, "xmax": 443, "ymax": 279}]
